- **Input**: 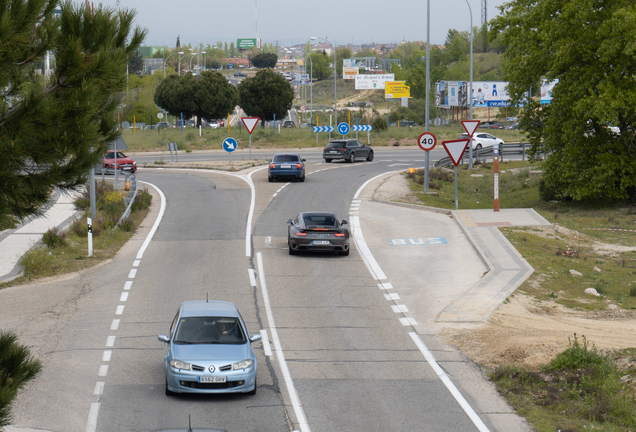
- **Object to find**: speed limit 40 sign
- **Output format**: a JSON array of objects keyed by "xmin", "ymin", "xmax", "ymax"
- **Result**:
[{"xmin": 417, "ymin": 132, "xmax": 437, "ymax": 151}]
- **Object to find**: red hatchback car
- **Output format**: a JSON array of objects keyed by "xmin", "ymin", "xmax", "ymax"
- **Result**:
[{"xmin": 102, "ymin": 150, "xmax": 137, "ymax": 173}]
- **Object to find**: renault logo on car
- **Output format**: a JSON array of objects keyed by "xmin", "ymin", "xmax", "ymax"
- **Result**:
[{"xmin": 208, "ymin": 365, "xmax": 215, "ymax": 373}]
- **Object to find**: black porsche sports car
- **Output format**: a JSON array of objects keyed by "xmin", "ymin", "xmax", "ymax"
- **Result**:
[{"xmin": 287, "ymin": 212, "xmax": 350, "ymax": 256}]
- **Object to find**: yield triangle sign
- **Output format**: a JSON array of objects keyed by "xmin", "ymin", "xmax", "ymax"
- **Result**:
[
  {"xmin": 241, "ymin": 117, "xmax": 260, "ymax": 134},
  {"xmin": 442, "ymin": 139, "xmax": 470, "ymax": 167},
  {"xmin": 461, "ymin": 120, "xmax": 480, "ymax": 137}
]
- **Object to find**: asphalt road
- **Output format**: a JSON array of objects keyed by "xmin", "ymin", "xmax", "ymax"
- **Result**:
[{"xmin": 3, "ymin": 152, "xmax": 530, "ymax": 432}]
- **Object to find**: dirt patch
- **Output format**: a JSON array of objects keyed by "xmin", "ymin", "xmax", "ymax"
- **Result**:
[
  {"xmin": 379, "ymin": 171, "xmax": 636, "ymax": 369},
  {"xmin": 439, "ymin": 294, "xmax": 636, "ymax": 369}
]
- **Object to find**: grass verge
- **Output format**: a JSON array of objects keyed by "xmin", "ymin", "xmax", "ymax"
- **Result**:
[{"xmin": 0, "ymin": 180, "xmax": 152, "ymax": 287}]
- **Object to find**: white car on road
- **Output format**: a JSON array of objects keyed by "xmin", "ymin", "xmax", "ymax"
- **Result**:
[{"xmin": 460, "ymin": 132, "xmax": 504, "ymax": 150}]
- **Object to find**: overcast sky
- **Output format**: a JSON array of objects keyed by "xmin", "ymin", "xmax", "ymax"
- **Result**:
[{"xmin": 100, "ymin": 0, "xmax": 509, "ymax": 49}]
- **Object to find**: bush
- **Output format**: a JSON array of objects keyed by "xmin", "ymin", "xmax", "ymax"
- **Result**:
[
  {"xmin": 42, "ymin": 227, "xmax": 66, "ymax": 248},
  {"xmin": 101, "ymin": 190, "xmax": 125, "ymax": 216},
  {"xmin": 130, "ymin": 187, "xmax": 152, "ymax": 212},
  {"xmin": 95, "ymin": 213, "xmax": 119, "ymax": 232},
  {"xmin": 372, "ymin": 116, "xmax": 388, "ymax": 131},
  {"xmin": 549, "ymin": 334, "xmax": 606, "ymax": 370}
]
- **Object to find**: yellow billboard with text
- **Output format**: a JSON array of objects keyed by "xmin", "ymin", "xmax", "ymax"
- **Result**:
[{"xmin": 385, "ymin": 81, "xmax": 410, "ymax": 98}]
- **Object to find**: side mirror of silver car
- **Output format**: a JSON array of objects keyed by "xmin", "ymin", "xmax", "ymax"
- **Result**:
[
  {"xmin": 287, "ymin": 219, "xmax": 293, "ymax": 224},
  {"xmin": 250, "ymin": 334, "xmax": 262, "ymax": 343},
  {"xmin": 158, "ymin": 335, "xmax": 170, "ymax": 343}
]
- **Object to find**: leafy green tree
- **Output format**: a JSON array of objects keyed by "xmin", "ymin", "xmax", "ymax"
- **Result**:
[
  {"xmin": 252, "ymin": 53, "xmax": 277, "ymax": 68},
  {"xmin": 0, "ymin": 331, "xmax": 42, "ymax": 427},
  {"xmin": 154, "ymin": 71, "xmax": 238, "ymax": 127},
  {"xmin": 310, "ymin": 52, "xmax": 332, "ymax": 80},
  {"xmin": 333, "ymin": 47, "xmax": 352, "ymax": 76},
  {"xmin": 491, "ymin": 0, "xmax": 636, "ymax": 201},
  {"xmin": 238, "ymin": 69, "xmax": 294, "ymax": 124},
  {"xmin": 0, "ymin": 0, "xmax": 145, "ymax": 220}
]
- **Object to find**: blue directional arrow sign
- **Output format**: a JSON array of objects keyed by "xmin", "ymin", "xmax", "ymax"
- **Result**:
[
  {"xmin": 352, "ymin": 125, "xmax": 373, "ymax": 132},
  {"xmin": 312, "ymin": 126, "xmax": 335, "ymax": 133},
  {"xmin": 223, "ymin": 137, "xmax": 237, "ymax": 152},
  {"xmin": 337, "ymin": 122, "xmax": 350, "ymax": 135}
]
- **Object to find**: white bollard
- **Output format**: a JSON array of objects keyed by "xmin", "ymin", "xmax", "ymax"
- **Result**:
[{"xmin": 87, "ymin": 217, "xmax": 93, "ymax": 257}]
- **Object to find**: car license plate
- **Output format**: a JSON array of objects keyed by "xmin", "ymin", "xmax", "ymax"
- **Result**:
[
  {"xmin": 280, "ymin": 164, "xmax": 291, "ymax": 168},
  {"xmin": 312, "ymin": 240, "xmax": 330, "ymax": 245},
  {"xmin": 329, "ymin": 151, "xmax": 338, "ymax": 154},
  {"xmin": 199, "ymin": 376, "xmax": 226, "ymax": 383}
]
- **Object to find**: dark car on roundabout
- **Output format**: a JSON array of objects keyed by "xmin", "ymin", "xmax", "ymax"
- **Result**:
[
  {"xmin": 287, "ymin": 212, "xmax": 350, "ymax": 256},
  {"xmin": 268, "ymin": 153, "xmax": 305, "ymax": 182},
  {"xmin": 323, "ymin": 139, "xmax": 374, "ymax": 163},
  {"xmin": 158, "ymin": 300, "xmax": 261, "ymax": 396}
]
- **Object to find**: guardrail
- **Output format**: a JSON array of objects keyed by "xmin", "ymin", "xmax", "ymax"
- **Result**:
[{"xmin": 433, "ymin": 142, "xmax": 542, "ymax": 168}]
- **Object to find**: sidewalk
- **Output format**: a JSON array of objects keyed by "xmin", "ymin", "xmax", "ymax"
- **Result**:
[{"xmin": 0, "ymin": 191, "xmax": 80, "ymax": 282}]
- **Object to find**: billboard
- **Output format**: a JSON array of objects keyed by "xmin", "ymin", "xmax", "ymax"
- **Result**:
[
  {"xmin": 447, "ymin": 81, "xmax": 460, "ymax": 106},
  {"xmin": 343, "ymin": 67, "xmax": 359, "ymax": 79},
  {"xmin": 541, "ymin": 79, "xmax": 558, "ymax": 105},
  {"xmin": 237, "ymin": 38, "xmax": 261, "ymax": 49},
  {"xmin": 470, "ymin": 81, "xmax": 511, "ymax": 107},
  {"xmin": 343, "ymin": 57, "xmax": 377, "ymax": 70},
  {"xmin": 385, "ymin": 81, "xmax": 410, "ymax": 99},
  {"xmin": 355, "ymin": 74, "xmax": 394, "ymax": 90}
]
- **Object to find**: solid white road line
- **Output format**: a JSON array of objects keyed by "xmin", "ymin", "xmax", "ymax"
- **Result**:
[
  {"xmin": 260, "ymin": 329, "xmax": 272, "ymax": 356},
  {"xmin": 257, "ymin": 252, "xmax": 311, "ymax": 432},
  {"xmin": 136, "ymin": 181, "xmax": 166, "ymax": 260},
  {"xmin": 350, "ymin": 216, "xmax": 386, "ymax": 280},
  {"xmin": 409, "ymin": 332, "xmax": 490, "ymax": 432}
]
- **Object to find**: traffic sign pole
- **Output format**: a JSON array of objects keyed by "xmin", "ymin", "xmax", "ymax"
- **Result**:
[
  {"xmin": 417, "ymin": 132, "xmax": 437, "ymax": 192},
  {"xmin": 455, "ymin": 166, "xmax": 459, "ymax": 210},
  {"xmin": 493, "ymin": 147, "xmax": 500, "ymax": 212}
]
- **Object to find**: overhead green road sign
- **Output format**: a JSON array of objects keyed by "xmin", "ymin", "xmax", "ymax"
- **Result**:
[{"xmin": 237, "ymin": 38, "xmax": 260, "ymax": 49}]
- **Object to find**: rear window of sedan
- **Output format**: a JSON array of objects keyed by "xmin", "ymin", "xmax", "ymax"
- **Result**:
[
  {"xmin": 303, "ymin": 215, "xmax": 336, "ymax": 227},
  {"xmin": 273, "ymin": 155, "xmax": 300, "ymax": 162},
  {"xmin": 325, "ymin": 141, "xmax": 347, "ymax": 149}
]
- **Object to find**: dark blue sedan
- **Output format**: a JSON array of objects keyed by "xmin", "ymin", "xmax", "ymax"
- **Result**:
[{"xmin": 268, "ymin": 153, "xmax": 306, "ymax": 182}]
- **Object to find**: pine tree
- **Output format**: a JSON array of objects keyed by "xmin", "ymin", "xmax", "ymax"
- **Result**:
[
  {"xmin": 0, "ymin": 0, "xmax": 146, "ymax": 220},
  {"xmin": 0, "ymin": 331, "xmax": 42, "ymax": 426}
]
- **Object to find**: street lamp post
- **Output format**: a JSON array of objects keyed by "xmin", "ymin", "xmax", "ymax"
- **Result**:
[
  {"xmin": 311, "ymin": 36, "xmax": 337, "ymax": 124},
  {"xmin": 304, "ymin": 45, "xmax": 313, "ymax": 125},
  {"xmin": 465, "ymin": 0, "xmax": 474, "ymax": 168},
  {"xmin": 164, "ymin": 51, "xmax": 184, "ymax": 78},
  {"xmin": 189, "ymin": 53, "xmax": 198, "ymax": 74}
]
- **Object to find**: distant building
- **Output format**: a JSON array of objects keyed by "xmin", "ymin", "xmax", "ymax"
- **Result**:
[
  {"xmin": 144, "ymin": 58, "xmax": 164, "ymax": 75},
  {"xmin": 137, "ymin": 46, "xmax": 164, "ymax": 58}
]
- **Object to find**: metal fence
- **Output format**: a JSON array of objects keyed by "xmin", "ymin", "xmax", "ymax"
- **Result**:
[{"xmin": 433, "ymin": 142, "xmax": 543, "ymax": 168}]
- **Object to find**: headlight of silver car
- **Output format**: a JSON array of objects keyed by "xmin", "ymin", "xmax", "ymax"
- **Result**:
[
  {"xmin": 233, "ymin": 359, "xmax": 254, "ymax": 370},
  {"xmin": 169, "ymin": 359, "xmax": 192, "ymax": 370}
]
